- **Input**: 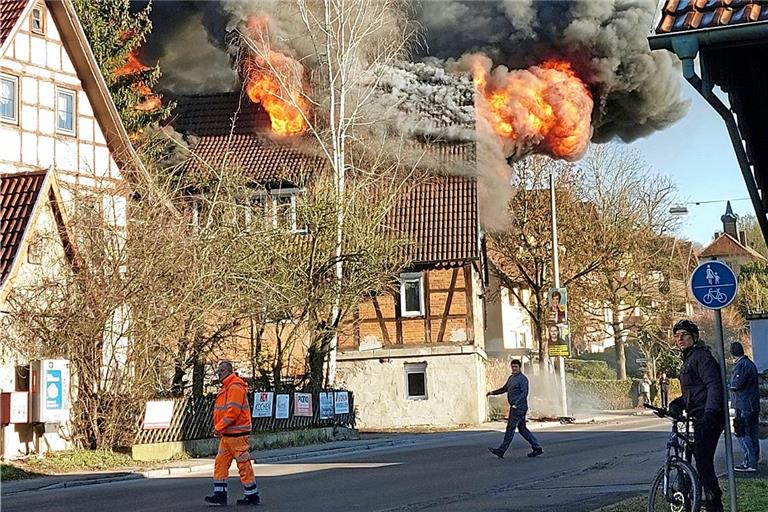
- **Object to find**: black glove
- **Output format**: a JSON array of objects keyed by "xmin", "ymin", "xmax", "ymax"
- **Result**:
[
  {"xmin": 668, "ymin": 401, "xmax": 683, "ymax": 419},
  {"xmin": 698, "ymin": 410, "xmax": 722, "ymax": 431}
]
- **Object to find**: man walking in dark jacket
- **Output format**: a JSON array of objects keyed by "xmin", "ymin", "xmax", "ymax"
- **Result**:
[
  {"xmin": 729, "ymin": 341, "xmax": 761, "ymax": 472},
  {"xmin": 487, "ymin": 359, "xmax": 543, "ymax": 459},
  {"xmin": 668, "ymin": 320, "xmax": 725, "ymax": 512}
]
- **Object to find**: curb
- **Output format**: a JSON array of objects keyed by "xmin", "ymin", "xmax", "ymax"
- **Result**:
[{"xmin": 36, "ymin": 474, "xmax": 144, "ymax": 492}]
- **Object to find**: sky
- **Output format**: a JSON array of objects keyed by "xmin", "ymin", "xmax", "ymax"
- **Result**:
[{"xmin": 628, "ymin": 80, "xmax": 752, "ymax": 247}]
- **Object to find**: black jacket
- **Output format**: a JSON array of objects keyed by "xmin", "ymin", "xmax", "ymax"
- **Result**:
[{"xmin": 671, "ymin": 342, "xmax": 724, "ymax": 419}]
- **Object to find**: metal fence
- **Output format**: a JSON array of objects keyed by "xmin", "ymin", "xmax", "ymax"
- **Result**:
[{"xmin": 135, "ymin": 390, "xmax": 355, "ymax": 445}]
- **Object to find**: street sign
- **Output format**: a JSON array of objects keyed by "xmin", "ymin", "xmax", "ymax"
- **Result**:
[{"xmin": 690, "ymin": 260, "xmax": 738, "ymax": 310}]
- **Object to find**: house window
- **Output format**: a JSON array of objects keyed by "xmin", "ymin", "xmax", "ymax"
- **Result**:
[
  {"xmin": 30, "ymin": 5, "xmax": 45, "ymax": 34},
  {"xmin": 56, "ymin": 88, "xmax": 76, "ymax": 134},
  {"xmin": 399, "ymin": 272, "xmax": 424, "ymax": 317},
  {"xmin": 0, "ymin": 74, "xmax": 18, "ymax": 123},
  {"xmin": 405, "ymin": 362, "xmax": 427, "ymax": 400},
  {"xmin": 255, "ymin": 188, "xmax": 306, "ymax": 233}
]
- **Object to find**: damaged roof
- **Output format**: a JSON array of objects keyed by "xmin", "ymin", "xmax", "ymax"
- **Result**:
[
  {"xmin": 172, "ymin": 92, "xmax": 479, "ymax": 265},
  {"xmin": 655, "ymin": 0, "xmax": 768, "ymax": 34}
]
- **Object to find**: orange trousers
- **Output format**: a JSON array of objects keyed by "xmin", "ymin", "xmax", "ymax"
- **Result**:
[{"xmin": 213, "ymin": 436, "xmax": 256, "ymax": 492}]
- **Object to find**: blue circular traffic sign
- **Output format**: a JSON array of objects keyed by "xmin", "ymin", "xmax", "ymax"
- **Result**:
[{"xmin": 690, "ymin": 260, "xmax": 738, "ymax": 310}]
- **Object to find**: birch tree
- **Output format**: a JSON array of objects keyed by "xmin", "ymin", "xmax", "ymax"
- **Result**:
[{"xmin": 236, "ymin": 0, "xmax": 416, "ymax": 385}]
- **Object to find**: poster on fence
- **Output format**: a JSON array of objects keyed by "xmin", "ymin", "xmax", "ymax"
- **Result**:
[
  {"xmin": 334, "ymin": 391, "xmax": 349, "ymax": 414},
  {"xmin": 293, "ymin": 392, "xmax": 313, "ymax": 417},
  {"xmin": 252, "ymin": 392, "xmax": 273, "ymax": 418},
  {"xmin": 275, "ymin": 394, "xmax": 290, "ymax": 419},
  {"xmin": 142, "ymin": 400, "xmax": 174, "ymax": 430},
  {"xmin": 319, "ymin": 392, "xmax": 334, "ymax": 419}
]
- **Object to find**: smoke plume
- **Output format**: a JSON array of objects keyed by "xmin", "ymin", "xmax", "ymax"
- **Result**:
[{"xmin": 415, "ymin": 0, "xmax": 690, "ymax": 143}]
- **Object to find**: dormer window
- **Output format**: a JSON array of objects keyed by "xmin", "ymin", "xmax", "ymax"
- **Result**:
[{"xmin": 30, "ymin": 5, "xmax": 45, "ymax": 35}]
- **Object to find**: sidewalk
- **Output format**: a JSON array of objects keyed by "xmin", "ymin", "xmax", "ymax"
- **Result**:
[{"xmin": 0, "ymin": 410, "xmax": 634, "ymax": 496}]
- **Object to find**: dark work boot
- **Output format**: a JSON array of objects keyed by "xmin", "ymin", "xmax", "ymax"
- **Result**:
[
  {"xmin": 488, "ymin": 447, "xmax": 504, "ymax": 459},
  {"xmin": 527, "ymin": 447, "xmax": 544, "ymax": 458},
  {"xmin": 236, "ymin": 493, "xmax": 260, "ymax": 506},
  {"xmin": 204, "ymin": 492, "xmax": 228, "ymax": 506}
]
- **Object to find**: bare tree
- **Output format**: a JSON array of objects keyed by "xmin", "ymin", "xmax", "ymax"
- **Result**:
[
  {"xmin": 236, "ymin": 0, "xmax": 415, "ymax": 385},
  {"xmin": 579, "ymin": 144, "xmax": 679, "ymax": 379},
  {"xmin": 488, "ymin": 155, "xmax": 611, "ymax": 370}
]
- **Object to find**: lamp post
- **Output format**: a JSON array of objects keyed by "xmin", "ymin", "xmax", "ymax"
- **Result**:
[{"xmin": 550, "ymin": 172, "xmax": 568, "ymax": 419}]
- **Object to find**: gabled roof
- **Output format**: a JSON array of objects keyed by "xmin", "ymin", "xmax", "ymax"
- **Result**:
[
  {"xmin": 655, "ymin": 0, "xmax": 768, "ymax": 34},
  {"xmin": 0, "ymin": 0, "xmax": 140, "ymax": 176},
  {"xmin": 698, "ymin": 232, "xmax": 766, "ymax": 260},
  {"xmin": 0, "ymin": 170, "xmax": 47, "ymax": 287},
  {"xmin": 172, "ymin": 92, "xmax": 480, "ymax": 265},
  {"xmin": 0, "ymin": 169, "xmax": 76, "ymax": 302},
  {"xmin": 0, "ymin": 0, "xmax": 27, "ymax": 50}
]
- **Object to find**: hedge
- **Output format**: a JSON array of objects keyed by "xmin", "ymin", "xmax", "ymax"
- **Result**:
[{"xmin": 566, "ymin": 378, "xmax": 681, "ymax": 410}]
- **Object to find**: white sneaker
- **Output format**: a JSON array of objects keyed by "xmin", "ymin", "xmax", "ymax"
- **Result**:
[{"xmin": 734, "ymin": 466, "xmax": 757, "ymax": 472}]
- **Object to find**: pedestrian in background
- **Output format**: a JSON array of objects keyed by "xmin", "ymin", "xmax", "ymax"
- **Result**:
[
  {"xmin": 658, "ymin": 372, "xmax": 670, "ymax": 408},
  {"xmin": 205, "ymin": 361, "xmax": 260, "ymax": 506},
  {"xmin": 729, "ymin": 341, "xmax": 761, "ymax": 472},
  {"xmin": 639, "ymin": 374, "xmax": 652, "ymax": 405},
  {"xmin": 487, "ymin": 359, "xmax": 543, "ymax": 459}
]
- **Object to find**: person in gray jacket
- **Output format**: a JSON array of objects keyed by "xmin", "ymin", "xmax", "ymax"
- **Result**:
[
  {"xmin": 729, "ymin": 341, "xmax": 761, "ymax": 472},
  {"xmin": 487, "ymin": 359, "xmax": 543, "ymax": 459}
]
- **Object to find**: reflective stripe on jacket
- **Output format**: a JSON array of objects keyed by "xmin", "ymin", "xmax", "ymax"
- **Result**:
[{"xmin": 214, "ymin": 373, "xmax": 252, "ymax": 436}]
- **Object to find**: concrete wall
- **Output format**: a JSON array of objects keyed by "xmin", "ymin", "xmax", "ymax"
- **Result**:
[{"xmin": 336, "ymin": 345, "xmax": 487, "ymax": 429}]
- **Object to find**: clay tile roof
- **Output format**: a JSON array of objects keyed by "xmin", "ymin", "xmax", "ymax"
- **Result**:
[
  {"xmin": 172, "ymin": 93, "xmax": 479, "ymax": 265},
  {"xmin": 656, "ymin": 0, "xmax": 768, "ymax": 34},
  {"xmin": 391, "ymin": 174, "xmax": 478, "ymax": 265},
  {"xmin": 0, "ymin": 0, "xmax": 28, "ymax": 48},
  {"xmin": 173, "ymin": 93, "xmax": 325, "ymax": 183},
  {"xmin": 0, "ymin": 170, "xmax": 47, "ymax": 287},
  {"xmin": 698, "ymin": 232, "xmax": 767, "ymax": 260}
]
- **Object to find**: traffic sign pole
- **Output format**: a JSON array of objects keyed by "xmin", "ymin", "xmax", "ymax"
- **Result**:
[
  {"xmin": 714, "ymin": 308, "xmax": 737, "ymax": 512},
  {"xmin": 689, "ymin": 260, "xmax": 738, "ymax": 512}
]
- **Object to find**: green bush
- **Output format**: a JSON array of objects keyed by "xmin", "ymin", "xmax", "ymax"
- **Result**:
[
  {"xmin": 567, "ymin": 378, "xmax": 681, "ymax": 410},
  {"xmin": 566, "ymin": 359, "xmax": 615, "ymax": 380}
]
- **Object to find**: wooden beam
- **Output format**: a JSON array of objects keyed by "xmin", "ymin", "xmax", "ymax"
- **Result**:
[
  {"xmin": 371, "ymin": 295, "xmax": 391, "ymax": 345},
  {"xmin": 463, "ymin": 264, "xmax": 475, "ymax": 343},
  {"xmin": 395, "ymin": 291, "xmax": 403, "ymax": 344},
  {"xmin": 436, "ymin": 268, "xmax": 459, "ymax": 344},
  {"xmin": 423, "ymin": 271, "xmax": 432, "ymax": 344}
]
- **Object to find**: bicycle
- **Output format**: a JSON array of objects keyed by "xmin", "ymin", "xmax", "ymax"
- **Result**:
[
  {"xmin": 702, "ymin": 288, "xmax": 726, "ymax": 305},
  {"xmin": 645, "ymin": 404, "xmax": 702, "ymax": 512}
]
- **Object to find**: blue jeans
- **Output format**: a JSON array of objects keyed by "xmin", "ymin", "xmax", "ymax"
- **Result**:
[
  {"xmin": 498, "ymin": 409, "xmax": 540, "ymax": 453},
  {"xmin": 736, "ymin": 409, "xmax": 761, "ymax": 469}
]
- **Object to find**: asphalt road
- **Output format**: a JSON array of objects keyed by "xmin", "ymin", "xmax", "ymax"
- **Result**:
[{"xmin": 2, "ymin": 414, "xmax": 688, "ymax": 512}]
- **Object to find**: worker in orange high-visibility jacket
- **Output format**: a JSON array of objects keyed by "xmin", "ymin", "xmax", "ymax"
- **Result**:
[{"xmin": 204, "ymin": 361, "xmax": 259, "ymax": 506}]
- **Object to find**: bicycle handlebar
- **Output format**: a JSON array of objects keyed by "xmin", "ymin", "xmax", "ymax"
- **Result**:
[{"xmin": 643, "ymin": 403, "xmax": 694, "ymax": 423}]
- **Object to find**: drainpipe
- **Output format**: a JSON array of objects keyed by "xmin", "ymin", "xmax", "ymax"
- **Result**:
[{"xmin": 656, "ymin": 33, "xmax": 768, "ymax": 246}]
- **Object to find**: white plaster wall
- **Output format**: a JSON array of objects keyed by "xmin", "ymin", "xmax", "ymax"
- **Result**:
[
  {"xmin": 336, "ymin": 346, "xmax": 486, "ymax": 429},
  {"xmin": 0, "ymin": 6, "xmax": 124, "ymax": 197},
  {"xmin": 0, "ymin": 202, "xmax": 73, "ymax": 458}
]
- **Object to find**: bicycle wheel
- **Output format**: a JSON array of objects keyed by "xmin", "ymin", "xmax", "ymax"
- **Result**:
[{"xmin": 647, "ymin": 460, "xmax": 701, "ymax": 512}]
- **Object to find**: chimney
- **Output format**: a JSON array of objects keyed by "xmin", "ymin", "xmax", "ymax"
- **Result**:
[
  {"xmin": 720, "ymin": 201, "xmax": 738, "ymax": 239},
  {"xmin": 739, "ymin": 230, "xmax": 748, "ymax": 246}
]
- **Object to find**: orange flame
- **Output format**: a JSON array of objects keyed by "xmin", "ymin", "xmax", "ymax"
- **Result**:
[
  {"xmin": 115, "ymin": 51, "xmax": 148, "ymax": 77},
  {"xmin": 243, "ymin": 15, "xmax": 308, "ymax": 136},
  {"xmin": 468, "ymin": 56, "xmax": 593, "ymax": 160}
]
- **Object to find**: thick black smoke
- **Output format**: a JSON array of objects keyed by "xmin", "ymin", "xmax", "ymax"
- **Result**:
[{"xmin": 415, "ymin": 0, "xmax": 690, "ymax": 143}]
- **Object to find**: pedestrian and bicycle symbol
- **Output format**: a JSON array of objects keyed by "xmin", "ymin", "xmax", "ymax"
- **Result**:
[{"xmin": 690, "ymin": 260, "xmax": 738, "ymax": 310}]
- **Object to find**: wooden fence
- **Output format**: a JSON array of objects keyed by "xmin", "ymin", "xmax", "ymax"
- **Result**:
[{"xmin": 135, "ymin": 390, "xmax": 355, "ymax": 444}]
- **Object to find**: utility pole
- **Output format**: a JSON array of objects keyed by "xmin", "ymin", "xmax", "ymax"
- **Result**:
[{"xmin": 550, "ymin": 172, "xmax": 569, "ymax": 418}]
